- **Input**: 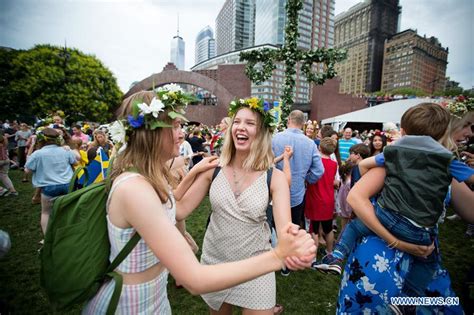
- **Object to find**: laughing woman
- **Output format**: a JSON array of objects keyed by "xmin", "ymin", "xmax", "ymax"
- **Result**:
[{"xmin": 177, "ymin": 98, "xmax": 315, "ymax": 315}]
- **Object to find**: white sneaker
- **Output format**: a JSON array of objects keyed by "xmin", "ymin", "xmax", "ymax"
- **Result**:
[{"xmin": 446, "ymin": 214, "xmax": 460, "ymax": 221}]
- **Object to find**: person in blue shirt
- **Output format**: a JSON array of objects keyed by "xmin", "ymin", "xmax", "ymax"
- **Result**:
[
  {"xmin": 25, "ymin": 128, "xmax": 78, "ymax": 235},
  {"xmin": 272, "ymin": 110, "xmax": 324, "ymax": 230},
  {"xmin": 316, "ymin": 103, "xmax": 474, "ymax": 312},
  {"xmin": 338, "ymin": 128, "xmax": 357, "ymax": 161}
]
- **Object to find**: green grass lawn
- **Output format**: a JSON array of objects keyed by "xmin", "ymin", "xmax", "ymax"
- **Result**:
[{"xmin": 0, "ymin": 169, "xmax": 473, "ymax": 314}]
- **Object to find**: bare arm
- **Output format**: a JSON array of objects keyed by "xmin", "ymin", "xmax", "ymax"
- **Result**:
[
  {"xmin": 358, "ymin": 156, "xmax": 377, "ymax": 176},
  {"xmin": 282, "ymin": 146, "xmax": 292, "ymax": 186},
  {"xmin": 114, "ymin": 178, "xmax": 315, "ymax": 295},
  {"xmin": 271, "ymin": 168, "xmax": 315, "ymax": 269},
  {"xmin": 451, "ymin": 179, "xmax": 474, "ymax": 223},
  {"xmin": 175, "ymin": 167, "xmax": 214, "ymax": 221},
  {"xmin": 347, "ymin": 167, "xmax": 435, "ymax": 258},
  {"xmin": 173, "ymin": 156, "xmax": 218, "ymax": 201}
]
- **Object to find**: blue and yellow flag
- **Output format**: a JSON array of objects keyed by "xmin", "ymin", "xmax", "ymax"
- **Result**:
[{"xmin": 82, "ymin": 147, "xmax": 109, "ymax": 185}]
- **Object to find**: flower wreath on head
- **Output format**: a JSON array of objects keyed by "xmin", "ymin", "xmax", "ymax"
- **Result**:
[
  {"xmin": 108, "ymin": 84, "xmax": 195, "ymax": 153},
  {"xmin": 370, "ymin": 130, "xmax": 386, "ymax": 138},
  {"xmin": 228, "ymin": 97, "xmax": 279, "ymax": 132},
  {"xmin": 440, "ymin": 96, "xmax": 473, "ymax": 119},
  {"xmin": 35, "ymin": 126, "xmax": 63, "ymax": 145}
]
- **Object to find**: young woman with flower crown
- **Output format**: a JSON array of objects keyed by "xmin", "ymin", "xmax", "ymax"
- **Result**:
[
  {"xmin": 83, "ymin": 87, "xmax": 316, "ymax": 314},
  {"xmin": 174, "ymin": 97, "xmax": 315, "ymax": 315},
  {"xmin": 368, "ymin": 130, "xmax": 387, "ymax": 156}
]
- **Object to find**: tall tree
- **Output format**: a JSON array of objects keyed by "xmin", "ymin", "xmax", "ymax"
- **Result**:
[{"xmin": 3, "ymin": 44, "xmax": 122, "ymax": 123}]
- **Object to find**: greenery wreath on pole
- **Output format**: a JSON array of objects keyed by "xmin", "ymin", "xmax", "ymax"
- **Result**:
[{"xmin": 240, "ymin": 0, "xmax": 347, "ymax": 125}]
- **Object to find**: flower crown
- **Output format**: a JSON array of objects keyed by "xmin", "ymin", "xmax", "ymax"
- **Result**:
[
  {"xmin": 108, "ymin": 84, "xmax": 195, "ymax": 152},
  {"xmin": 441, "ymin": 96, "xmax": 473, "ymax": 119},
  {"xmin": 228, "ymin": 97, "xmax": 279, "ymax": 132},
  {"xmin": 35, "ymin": 126, "xmax": 63, "ymax": 145}
]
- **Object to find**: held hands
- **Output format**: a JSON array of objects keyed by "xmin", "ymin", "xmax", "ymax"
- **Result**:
[{"xmin": 274, "ymin": 223, "xmax": 316, "ymax": 270}]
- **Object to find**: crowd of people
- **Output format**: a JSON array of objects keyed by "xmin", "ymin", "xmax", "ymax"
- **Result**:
[{"xmin": 0, "ymin": 88, "xmax": 473, "ymax": 314}]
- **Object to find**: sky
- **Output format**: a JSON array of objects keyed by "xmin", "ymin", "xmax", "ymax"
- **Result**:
[{"xmin": 0, "ymin": 0, "xmax": 472, "ymax": 92}]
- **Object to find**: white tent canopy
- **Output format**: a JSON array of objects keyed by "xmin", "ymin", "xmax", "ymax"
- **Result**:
[{"xmin": 321, "ymin": 98, "xmax": 438, "ymax": 131}]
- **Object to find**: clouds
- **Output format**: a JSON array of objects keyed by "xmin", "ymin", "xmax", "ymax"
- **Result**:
[{"xmin": 0, "ymin": 0, "xmax": 472, "ymax": 93}]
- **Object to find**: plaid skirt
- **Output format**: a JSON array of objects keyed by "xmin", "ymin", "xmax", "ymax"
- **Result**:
[{"xmin": 83, "ymin": 270, "xmax": 171, "ymax": 315}]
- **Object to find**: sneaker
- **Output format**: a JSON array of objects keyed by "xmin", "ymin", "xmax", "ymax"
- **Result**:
[
  {"xmin": 0, "ymin": 189, "xmax": 8, "ymax": 197},
  {"xmin": 280, "ymin": 268, "xmax": 290, "ymax": 277},
  {"xmin": 3, "ymin": 191, "xmax": 18, "ymax": 197},
  {"xmin": 313, "ymin": 254, "xmax": 343, "ymax": 275},
  {"xmin": 389, "ymin": 304, "xmax": 416, "ymax": 315},
  {"xmin": 446, "ymin": 214, "xmax": 460, "ymax": 221}
]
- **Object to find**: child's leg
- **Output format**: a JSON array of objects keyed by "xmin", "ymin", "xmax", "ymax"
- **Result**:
[
  {"xmin": 340, "ymin": 217, "xmax": 350, "ymax": 231},
  {"xmin": 311, "ymin": 221, "xmax": 320, "ymax": 254},
  {"xmin": 333, "ymin": 218, "xmax": 372, "ymax": 260},
  {"xmin": 321, "ymin": 220, "xmax": 335, "ymax": 253}
]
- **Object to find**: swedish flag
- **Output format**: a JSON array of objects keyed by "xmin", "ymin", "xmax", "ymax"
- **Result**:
[{"xmin": 82, "ymin": 147, "xmax": 109, "ymax": 185}]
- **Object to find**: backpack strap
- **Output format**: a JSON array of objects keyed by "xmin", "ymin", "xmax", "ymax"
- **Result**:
[
  {"xmin": 212, "ymin": 166, "xmax": 221, "ymax": 182},
  {"xmin": 265, "ymin": 168, "xmax": 274, "ymax": 227},
  {"xmin": 206, "ymin": 166, "xmax": 222, "ymax": 229},
  {"xmin": 266, "ymin": 167, "xmax": 273, "ymax": 199},
  {"xmin": 105, "ymin": 232, "xmax": 141, "ymax": 315}
]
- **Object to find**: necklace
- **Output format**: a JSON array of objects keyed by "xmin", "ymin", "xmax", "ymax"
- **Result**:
[{"xmin": 232, "ymin": 166, "xmax": 245, "ymax": 198}]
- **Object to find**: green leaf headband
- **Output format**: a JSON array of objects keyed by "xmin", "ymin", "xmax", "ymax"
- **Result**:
[
  {"xmin": 108, "ymin": 84, "xmax": 196, "ymax": 152},
  {"xmin": 228, "ymin": 97, "xmax": 280, "ymax": 132}
]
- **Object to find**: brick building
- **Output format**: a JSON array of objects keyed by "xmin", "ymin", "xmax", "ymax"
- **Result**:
[
  {"xmin": 334, "ymin": 0, "xmax": 400, "ymax": 94},
  {"xmin": 381, "ymin": 29, "xmax": 448, "ymax": 94}
]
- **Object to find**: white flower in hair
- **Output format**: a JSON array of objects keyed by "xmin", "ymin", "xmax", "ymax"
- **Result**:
[
  {"xmin": 108, "ymin": 120, "xmax": 126, "ymax": 145},
  {"xmin": 159, "ymin": 83, "xmax": 183, "ymax": 93},
  {"xmin": 137, "ymin": 97, "xmax": 165, "ymax": 118}
]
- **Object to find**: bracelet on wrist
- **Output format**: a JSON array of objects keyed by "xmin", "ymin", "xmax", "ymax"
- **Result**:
[{"xmin": 387, "ymin": 239, "xmax": 399, "ymax": 249}]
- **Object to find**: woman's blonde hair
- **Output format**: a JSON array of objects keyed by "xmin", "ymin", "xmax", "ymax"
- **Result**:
[
  {"xmin": 91, "ymin": 129, "xmax": 109, "ymax": 147},
  {"xmin": 303, "ymin": 121, "xmax": 318, "ymax": 139},
  {"xmin": 219, "ymin": 108, "xmax": 274, "ymax": 171},
  {"xmin": 109, "ymin": 90, "xmax": 176, "ymax": 202},
  {"xmin": 440, "ymin": 111, "xmax": 474, "ymax": 155}
]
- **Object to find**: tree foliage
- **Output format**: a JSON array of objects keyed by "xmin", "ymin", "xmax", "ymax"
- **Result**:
[{"xmin": 0, "ymin": 44, "xmax": 122, "ymax": 123}]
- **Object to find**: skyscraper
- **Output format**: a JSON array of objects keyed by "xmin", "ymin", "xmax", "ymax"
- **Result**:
[
  {"xmin": 255, "ymin": 0, "xmax": 335, "ymax": 50},
  {"xmin": 195, "ymin": 26, "xmax": 216, "ymax": 66},
  {"xmin": 170, "ymin": 17, "xmax": 185, "ymax": 70},
  {"xmin": 251, "ymin": 0, "xmax": 335, "ymax": 103},
  {"xmin": 381, "ymin": 29, "xmax": 448, "ymax": 94},
  {"xmin": 216, "ymin": 0, "xmax": 256, "ymax": 55},
  {"xmin": 334, "ymin": 0, "xmax": 400, "ymax": 94}
]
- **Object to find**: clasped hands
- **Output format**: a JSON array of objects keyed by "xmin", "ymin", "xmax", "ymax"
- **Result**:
[{"xmin": 274, "ymin": 223, "xmax": 317, "ymax": 270}]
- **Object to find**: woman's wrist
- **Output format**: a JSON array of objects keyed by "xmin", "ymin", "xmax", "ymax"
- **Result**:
[{"xmin": 271, "ymin": 248, "xmax": 285, "ymax": 270}]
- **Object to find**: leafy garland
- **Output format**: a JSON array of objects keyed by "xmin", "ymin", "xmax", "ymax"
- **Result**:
[{"xmin": 239, "ymin": 0, "xmax": 347, "ymax": 124}]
